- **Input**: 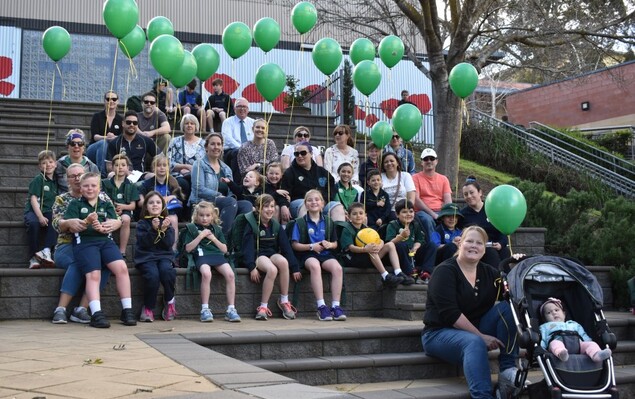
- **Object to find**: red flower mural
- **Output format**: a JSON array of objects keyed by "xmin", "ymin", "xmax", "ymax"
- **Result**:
[
  {"xmin": 0, "ymin": 56, "xmax": 16, "ymax": 96},
  {"xmin": 364, "ymin": 113, "xmax": 379, "ymax": 128},
  {"xmin": 242, "ymin": 83, "xmax": 263, "ymax": 103},
  {"xmin": 380, "ymin": 98, "xmax": 399, "ymax": 119},
  {"xmin": 409, "ymin": 94, "xmax": 432, "ymax": 114},
  {"xmin": 203, "ymin": 73, "xmax": 239, "ymax": 95},
  {"xmin": 303, "ymin": 84, "xmax": 335, "ymax": 104}
]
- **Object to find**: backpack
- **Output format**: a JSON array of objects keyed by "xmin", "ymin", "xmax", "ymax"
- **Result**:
[
  {"xmin": 125, "ymin": 95, "xmax": 143, "ymax": 112},
  {"xmin": 227, "ymin": 212, "xmax": 280, "ymax": 268}
]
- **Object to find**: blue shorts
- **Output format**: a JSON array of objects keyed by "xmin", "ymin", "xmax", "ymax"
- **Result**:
[
  {"xmin": 297, "ymin": 252, "xmax": 337, "ymax": 268},
  {"xmin": 73, "ymin": 240, "xmax": 123, "ymax": 274},
  {"xmin": 195, "ymin": 254, "xmax": 228, "ymax": 269}
]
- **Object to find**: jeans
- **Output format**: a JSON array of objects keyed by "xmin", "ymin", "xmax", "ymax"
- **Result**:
[
  {"xmin": 421, "ymin": 301, "xmax": 518, "ymax": 399},
  {"xmin": 415, "ymin": 210, "xmax": 436, "ymax": 243},
  {"xmin": 86, "ymin": 141, "xmax": 108, "ymax": 177},
  {"xmin": 55, "ymin": 244, "xmax": 111, "ymax": 296},
  {"xmin": 24, "ymin": 211, "xmax": 58, "ymax": 256},
  {"xmin": 395, "ymin": 240, "xmax": 437, "ymax": 274},
  {"xmin": 136, "ymin": 259, "xmax": 176, "ymax": 309}
]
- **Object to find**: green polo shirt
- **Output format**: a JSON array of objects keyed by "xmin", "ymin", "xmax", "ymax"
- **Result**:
[
  {"xmin": 386, "ymin": 219, "xmax": 425, "ymax": 247},
  {"xmin": 24, "ymin": 173, "xmax": 58, "ymax": 214},
  {"xmin": 64, "ymin": 197, "xmax": 119, "ymax": 242},
  {"xmin": 102, "ymin": 177, "xmax": 140, "ymax": 205}
]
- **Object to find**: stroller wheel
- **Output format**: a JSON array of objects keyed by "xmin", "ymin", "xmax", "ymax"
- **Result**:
[{"xmin": 549, "ymin": 386, "xmax": 562, "ymax": 399}]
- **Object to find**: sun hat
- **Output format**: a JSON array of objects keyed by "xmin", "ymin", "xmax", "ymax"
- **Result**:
[{"xmin": 436, "ymin": 203, "xmax": 463, "ymax": 219}]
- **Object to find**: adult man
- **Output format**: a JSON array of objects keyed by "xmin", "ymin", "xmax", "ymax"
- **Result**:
[
  {"xmin": 137, "ymin": 91, "xmax": 171, "ymax": 154},
  {"xmin": 204, "ymin": 78, "xmax": 234, "ymax": 132},
  {"xmin": 106, "ymin": 111, "xmax": 157, "ymax": 178},
  {"xmin": 398, "ymin": 89, "xmax": 414, "ymax": 106},
  {"xmin": 384, "ymin": 134, "xmax": 416, "ymax": 175},
  {"xmin": 412, "ymin": 148, "xmax": 452, "ymax": 240},
  {"xmin": 221, "ymin": 97, "xmax": 253, "ymax": 180}
]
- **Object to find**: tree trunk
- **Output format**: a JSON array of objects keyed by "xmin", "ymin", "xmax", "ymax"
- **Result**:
[{"xmin": 434, "ymin": 89, "xmax": 462, "ymax": 191}]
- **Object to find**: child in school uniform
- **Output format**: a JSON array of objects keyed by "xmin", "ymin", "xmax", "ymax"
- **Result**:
[
  {"xmin": 101, "ymin": 154, "xmax": 139, "ymax": 258},
  {"xmin": 63, "ymin": 172, "xmax": 135, "ymax": 328},
  {"xmin": 182, "ymin": 201, "xmax": 241, "ymax": 322},
  {"xmin": 225, "ymin": 170, "xmax": 264, "ymax": 207},
  {"xmin": 134, "ymin": 191, "xmax": 176, "ymax": 322},
  {"xmin": 290, "ymin": 190, "xmax": 346, "ymax": 321},
  {"xmin": 264, "ymin": 162, "xmax": 290, "ymax": 223},
  {"xmin": 359, "ymin": 168, "xmax": 392, "ymax": 230},
  {"xmin": 25, "ymin": 150, "xmax": 58, "ymax": 268},
  {"xmin": 243, "ymin": 194, "xmax": 301, "ymax": 320},
  {"xmin": 338, "ymin": 202, "xmax": 404, "ymax": 287},
  {"xmin": 333, "ymin": 163, "xmax": 358, "ymax": 213},
  {"xmin": 431, "ymin": 203, "xmax": 463, "ymax": 266}
]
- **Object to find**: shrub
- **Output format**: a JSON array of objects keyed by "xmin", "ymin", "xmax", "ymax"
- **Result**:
[{"xmin": 593, "ymin": 130, "xmax": 633, "ymax": 157}]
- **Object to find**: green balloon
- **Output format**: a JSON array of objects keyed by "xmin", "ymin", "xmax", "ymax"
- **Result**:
[
  {"xmin": 192, "ymin": 43, "xmax": 219, "ymax": 81},
  {"xmin": 149, "ymin": 34, "xmax": 184, "ymax": 79},
  {"xmin": 392, "ymin": 103, "xmax": 421, "ymax": 142},
  {"xmin": 378, "ymin": 35, "xmax": 404, "ymax": 69},
  {"xmin": 222, "ymin": 22, "xmax": 252, "ymax": 60},
  {"xmin": 255, "ymin": 63, "xmax": 286, "ymax": 102},
  {"xmin": 484, "ymin": 185, "xmax": 527, "ymax": 235},
  {"xmin": 171, "ymin": 51, "xmax": 198, "ymax": 89},
  {"xmin": 291, "ymin": 2, "xmax": 318, "ymax": 34},
  {"xmin": 312, "ymin": 38, "xmax": 342, "ymax": 76},
  {"xmin": 146, "ymin": 16, "xmax": 174, "ymax": 42},
  {"xmin": 448, "ymin": 62, "xmax": 479, "ymax": 99},
  {"xmin": 119, "ymin": 25, "xmax": 145, "ymax": 59},
  {"xmin": 42, "ymin": 26, "xmax": 71, "ymax": 62},
  {"xmin": 349, "ymin": 38, "xmax": 375, "ymax": 65},
  {"xmin": 102, "ymin": 0, "xmax": 139, "ymax": 39},
  {"xmin": 371, "ymin": 121, "xmax": 392, "ymax": 148},
  {"xmin": 253, "ymin": 17, "xmax": 280, "ymax": 53},
  {"xmin": 353, "ymin": 60, "xmax": 381, "ymax": 96}
]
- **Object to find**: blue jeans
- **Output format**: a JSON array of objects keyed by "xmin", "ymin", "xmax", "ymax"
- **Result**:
[
  {"xmin": 416, "ymin": 210, "xmax": 436, "ymax": 243},
  {"xmin": 86, "ymin": 141, "xmax": 108, "ymax": 177},
  {"xmin": 136, "ymin": 259, "xmax": 176, "ymax": 309},
  {"xmin": 421, "ymin": 301, "xmax": 518, "ymax": 399},
  {"xmin": 24, "ymin": 211, "xmax": 58, "ymax": 256},
  {"xmin": 55, "ymin": 244, "xmax": 111, "ymax": 296}
]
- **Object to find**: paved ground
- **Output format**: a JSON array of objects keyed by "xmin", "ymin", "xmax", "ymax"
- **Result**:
[{"xmin": 0, "ymin": 316, "xmax": 422, "ymax": 399}]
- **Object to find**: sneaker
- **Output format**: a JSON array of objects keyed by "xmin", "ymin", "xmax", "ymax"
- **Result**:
[
  {"xmin": 162, "ymin": 303, "xmax": 177, "ymax": 321},
  {"xmin": 398, "ymin": 272, "xmax": 415, "ymax": 285},
  {"xmin": 70, "ymin": 307, "xmax": 91, "ymax": 324},
  {"xmin": 90, "ymin": 310, "xmax": 111, "ymax": 328},
  {"xmin": 419, "ymin": 271, "xmax": 431, "ymax": 284},
  {"xmin": 52, "ymin": 308, "xmax": 67, "ymax": 324},
  {"xmin": 331, "ymin": 306, "xmax": 347, "ymax": 321},
  {"xmin": 382, "ymin": 273, "xmax": 402, "ymax": 287},
  {"xmin": 317, "ymin": 305, "xmax": 333, "ymax": 321},
  {"xmin": 29, "ymin": 257, "xmax": 41, "ymax": 269},
  {"xmin": 255, "ymin": 306, "xmax": 272, "ymax": 320},
  {"xmin": 200, "ymin": 308, "xmax": 214, "ymax": 322},
  {"xmin": 35, "ymin": 250, "xmax": 55, "ymax": 267},
  {"xmin": 139, "ymin": 306, "xmax": 154, "ymax": 322},
  {"xmin": 120, "ymin": 308, "xmax": 137, "ymax": 326},
  {"xmin": 497, "ymin": 367, "xmax": 519, "ymax": 398},
  {"xmin": 224, "ymin": 308, "xmax": 242, "ymax": 322},
  {"xmin": 277, "ymin": 299, "xmax": 297, "ymax": 320}
]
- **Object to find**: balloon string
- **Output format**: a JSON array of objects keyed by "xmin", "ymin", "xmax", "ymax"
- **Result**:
[
  {"xmin": 46, "ymin": 67, "xmax": 55, "ymax": 154},
  {"xmin": 326, "ymin": 75, "xmax": 331, "ymax": 204},
  {"xmin": 363, "ymin": 96, "xmax": 369, "ymax": 212},
  {"xmin": 124, "ymin": 65, "xmax": 131, "ymax": 113},
  {"xmin": 455, "ymin": 98, "xmax": 465, "ymax": 202},
  {"xmin": 508, "ymin": 235, "xmax": 513, "ymax": 255},
  {"xmin": 55, "ymin": 63, "xmax": 67, "ymax": 99}
]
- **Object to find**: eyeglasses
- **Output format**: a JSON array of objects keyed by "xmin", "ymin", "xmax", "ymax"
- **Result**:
[
  {"xmin": 68, "ymin": 173, "xmax": 83, "ymax": 180},
  {"xmin": 294, "ymin": 150, "xmax": 309, "ymax": 157},
  {"xmin": 422, "ymin": 156, "xmax": 436, "ymax": 162},
  {"xmin": 295, "ymin": 132, "xmax": 310, "ymax": 138},
  {"xmin": 69, "ymin": 142, "xmax": 85, "ymax": 147},
  {"xmin": 105, "ymin": 97, "xmax": 118, "ymax": 102},
  {"xmin": 125, "ymin": 120, "xmax": 138, "ymax": 125},
  {"xmin": 143, "ymin": 100, "xmax": 156, "ymax": 105},
  {"xmin": 235, "ymin": 105, "xmax": 248, "ymax": 109},
  {"xmin": 334, "ymin": 131, "xmax": 345, "ymax": 136}
]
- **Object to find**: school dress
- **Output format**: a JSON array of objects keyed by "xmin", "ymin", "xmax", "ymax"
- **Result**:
[{"xmin": 181, "ymin": 223, "xmax": 228, "ymax": 268}]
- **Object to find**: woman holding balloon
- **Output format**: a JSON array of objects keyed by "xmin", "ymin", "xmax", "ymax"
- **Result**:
[
  {"xmin": 323, "ymin": 125, "xmax": 360, "ymax": 186},
  {"xmin": 460, "ymin": 177, "xmax": 511, "ymax": 267}
]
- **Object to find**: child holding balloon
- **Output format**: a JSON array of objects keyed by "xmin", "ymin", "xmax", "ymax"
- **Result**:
[{"xmin": 339, "ymin": 202, "xmax": 404, "ymax": 287}]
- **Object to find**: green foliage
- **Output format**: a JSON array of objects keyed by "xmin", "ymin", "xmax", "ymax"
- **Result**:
[
  {"xmin": 593, "ymin": 130, "xmax": 633, "ymax": 157},
  {"xmin": 342, "ymin": 60, "xmax": 355, "ymax": 126},
  {"xmin": 609, "ymin": 265, "xmax": 635, "ymax": 309},
  {"xmin": 283, "ymin": 75, "xmax": 311, "ymax": 107}
]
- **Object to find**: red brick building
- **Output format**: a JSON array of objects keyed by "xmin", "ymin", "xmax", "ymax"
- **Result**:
[{"xmin": 505, "ymin": 61, "xmax": 635, "ymax": 129}]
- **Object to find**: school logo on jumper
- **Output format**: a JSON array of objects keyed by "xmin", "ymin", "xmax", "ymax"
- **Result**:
[
  {"xmin": 80, "ymin": 207, "xmax": 89, "ymax": 214},
  {"xmin": 318, "ymin": 177, "xmax": 327, "ymax": 187},
  {"xmin": 117, "ymin": 193, "xmax": 123, "ymax": 199},
  {"xmin": 298, "ymin": 176, "xmax": 304, "ymax": 181},
  {"xmin": 308, "ymin": 228, "xmax": 315, "ymax": 235},
  {"xmin": 259, "ymin": 229, "xmax": 266, "ymax": 236},
  {"xmin": 44, "ymin": 186, "xmax": 50, "ymax": 191}
]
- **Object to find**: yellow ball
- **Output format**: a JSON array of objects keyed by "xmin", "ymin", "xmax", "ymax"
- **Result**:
[{"xmin": 355, "ymin": 228, "xmax": 381, "ymax": 247}]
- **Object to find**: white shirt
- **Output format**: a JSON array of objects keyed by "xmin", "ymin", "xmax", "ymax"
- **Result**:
[
  {"xmin": 381, "ymin": 172, "xmax": 415, "ymax": 211},
  {"xmin": 221, "ymin": 115, "xmax": 254, "ymax": 150}
]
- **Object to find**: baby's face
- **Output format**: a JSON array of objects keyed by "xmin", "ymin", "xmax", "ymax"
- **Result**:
[{"xmin": 543, "ymin": 303, "xmax": 565, "ymax": 322}]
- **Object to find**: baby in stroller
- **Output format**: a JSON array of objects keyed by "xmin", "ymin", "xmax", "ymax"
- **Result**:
[{"xmin": 539, "ymin": 297, "xmax": 612, "ymax": 363}]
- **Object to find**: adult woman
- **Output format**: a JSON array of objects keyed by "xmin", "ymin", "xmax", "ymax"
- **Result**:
[
  {"xmin": 237, "ymin": 119, "xmax": 280, "ymax": 179},
  {"xmin": 281, "ymin": 126, "xmax": 323, "ymax": 170},
  {"xmin": 54, "ymin": 129, "xmax": 99, "ymax": 194},
  {"xmin": 280, "ymin": 142, "xmax": 344, "ymax": 222},
  {"xmin": 167, "ymin": 114, "xmax": 206, "ymax": 196},
  {"xmin": 87, "ymin": 90, "xmax": 123, "ymax": 176},
  {"xmin": 384, "ymin": 134, "xmax": 415, "ymax": 175},
  {"xmin": 323, "ymin": 124, "xmax": 360, "ymax": 185},
  {"xmin": 380, "ymin": 152, "xmax": 416, "ymax": 215},
  {"xmin": 189, "ymin": 133, "xmax": 252, "ymax": 234},
  {"xmin": 461, "ymin": 176, "xmax": 511, "ymax": 267},
  {"xmin": 422, "ymin": 226, "xmax": 520, "ymax": 399}
]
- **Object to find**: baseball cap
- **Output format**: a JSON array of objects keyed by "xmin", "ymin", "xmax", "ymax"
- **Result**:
[{"xmin": 420, "ymin": 148, "xmax": 437, "ymax": 160}]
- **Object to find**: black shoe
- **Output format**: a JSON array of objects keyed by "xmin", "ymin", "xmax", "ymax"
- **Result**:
[
  {"xmin": 383, "ymin": 273, "xmax": 403, "ymax": 287},
  {"xmin": 398, "ymin": 272, "xmax": 416, "ymax": 285},
  {"xmin": 120, "ymin": 308, "xmax": 137, "ymax": 326},
  {"xmin": 90, "ymin": 311, "xmax": 111, "ymax": 328}
]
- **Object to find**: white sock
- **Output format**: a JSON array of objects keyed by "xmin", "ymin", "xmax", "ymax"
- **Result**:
[
  {"xmin": 167, "ymin": 298, "xmax": 175, "ymax": 304},
  {"xmin": 55, "ymin": 306, "xmax": 65, "ymax": 312},
  {"xmin": 317, "ymin": 299, "xmax": 326, "ymax": 307},
  {"xmin": 201, "ymin": 304, "xmax": 209, "ymax": 310},
  {"xmin": 332, "ymin": 301, "xmax": 340, "ymax": 308},
  {"xmin": 89, "ymin": 300, "xmax": 101, "ymax": 314},
  {"xmin": 381, "ymin": 271, "xmax": 389, "ymax": 279},
  {"xmin": 260, "ymin": 303, "xmax": 268, "ymax": 308},
  {"xmin": 227, "ymin": 305, "xmax": 235, "ymax": 311},
  {"xmin": 280, "ymin": 295, "xmax": 289, "ymax": 303},
  {"xmin": 43, "ymin": 248, "xmax": 51, "ymax": 255},
  {"xmin": 120, "ymin": 298, "xmax": 132, "ymax": 309},
  {"xmin": 394, "ymin": 269, "xmax": 402, "ymax": 275}
]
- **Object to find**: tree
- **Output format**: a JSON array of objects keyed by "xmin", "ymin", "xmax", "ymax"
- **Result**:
[{"xmin": 282, "ymin": 0, "xmax": 635, "ymax": 186}]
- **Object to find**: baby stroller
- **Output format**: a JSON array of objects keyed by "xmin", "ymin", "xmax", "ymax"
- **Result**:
[{"xmin": 504, "ymin": 255, "xmax": 619, "ymax": 399}]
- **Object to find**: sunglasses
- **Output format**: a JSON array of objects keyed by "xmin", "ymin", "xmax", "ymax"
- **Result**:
[
  {"xmin": 125, "ymin": 120, "xmax": 139, "ymax": 125},
  {"xmin": 69, "ymin": 142, "xmax": 85, "ymax": 147},
  {"xmin": 294, "ymin": 150, "xmax": 309, "ymax": 157},
  {"xmin": 143, "ymin": 100, "xmax": 156, "ymax": 105},
  {"xmin": 392, "ymin": 135, "xmax": 400, "ymax": 139},
  {"xmin": 422, "ymin": 156, "xmax": 436, "ymax": 162},
  {"xmin": 295, "ymin": 132, "xmax": 310, "ymax": 138},
  {"xmin": 105, "ymin": 97, "xmax": 118, "ymax": 102},
  {"xmin": 334, "ymin": 131, "xmax": 346, "ymax": 136}
]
